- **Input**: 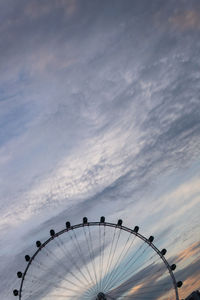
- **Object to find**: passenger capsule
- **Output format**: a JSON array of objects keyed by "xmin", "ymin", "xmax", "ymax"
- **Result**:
[
  {"xmin": 36, "ymin": 241, "xmax": 41, "ymax": 248},
  {"xmin": 50, "ymin": 229, "xmax": 55, "ymax": 237},
  {"xmin": 133, "ymin": 226, "xmax": 139, "ymax": 233},
  {"xmin": 83, "ymin": 217, "xmax": 88, "ymax": 224},
  {"xmin": 100, "ymin": 216, "xmax": 105, "ymax": 223},
  {"xmin": 161, "ymin": 248, "xmax": 167, "ymax": 256},
  {"xmin": 170, "ymin": 264, "xmax": 176, "ymax": 271},
  {"xmin": 25, "ymin": 255, "xmax": 30, "ymax": 262},
  {"xmin": 148, "ymin": 236, "xmax": 154, "ymax": 243},
  {"xmin": 13, "ymin": 290, "xmax": 18, "ymax": 296},
  {"xmin": 177, "ymin": 281, "xmax": 183, "ymax": 288},
  {"xmin": 117, "ymin": 219, "xmax": 123, "ymax": 226},
  {"xmin": 17, "ymin": 271, "xmax": 22, "ymax": 278},
  {"xmin": 66, "ymin": 221, "xmax": 71, "ymax": 228}
]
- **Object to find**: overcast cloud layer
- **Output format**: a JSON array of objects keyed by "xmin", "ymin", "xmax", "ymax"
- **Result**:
[{"xmin": 0, "ymin": 0, "xmax": 200, "ymax": 299}]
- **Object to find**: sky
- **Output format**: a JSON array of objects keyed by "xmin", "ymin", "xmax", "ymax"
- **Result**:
[{"xmin": 0, "ymin": 0, "xmax": 200, "ymax": 299}]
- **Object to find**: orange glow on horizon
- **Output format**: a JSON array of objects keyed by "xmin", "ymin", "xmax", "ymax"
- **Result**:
[{"xmin": 176, "ymin": 241, "xmax": 200, "ymax": 263}]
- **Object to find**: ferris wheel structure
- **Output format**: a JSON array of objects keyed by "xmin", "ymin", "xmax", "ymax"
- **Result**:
[{"xmin": 13, "ymin": 217, "xmax": 183, "ymax": 300}]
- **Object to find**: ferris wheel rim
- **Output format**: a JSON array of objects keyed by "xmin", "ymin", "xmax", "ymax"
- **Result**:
[{"xmin": 15, "ymin": 219, "xmax": 182, "ymax": 300}]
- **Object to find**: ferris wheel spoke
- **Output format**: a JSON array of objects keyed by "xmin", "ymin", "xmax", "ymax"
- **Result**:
[
  {"xmin": 83, "ymin": 226, "xmax": 98, "ymax": 291},
  {"xmin": 88, "ymin": 226, "xmax": 99, "ymax": 289},
  {"xmin": 105, "ymin": 242, "xmax": 143, "ymax": 291},
  {"xmin": 137, "ymin": 250, "xmax": 158, "ymax": 272},
  {"xmin": 57, "ymin": 234, "xmax": 93, "ymax": 289},
  {"xmin": 23, "ymin": 271, "xmax": 84, "ymax": 295},
  {"xmin": 109, "ymin": 247, "xmax": 154, "ymax": 290},
  {"xmin": 40, "ymin": 243, "xmax": 89, "ymax": 291},
  {"xmin": 39, "ymin": 247, "xmax": 84, "ymax": 289},
  {"xmin": 118, "ymin": 244, "xmax": 152, "ymax": 284},
  {"xmin": 24, "ymin": 258, "xmax": 82, "ymax": 296},
  {"xmin": 83, "ymin": 285, "xmax": 101, "ymax": 299},
  {"xmin": 103, "ymin": 231, "xmax": 134, "ymax": 292},
  {"xmin": 106, "ymin": 242, "xmax": 148, "ymax": 291},
  {"xmin": 26, "ymin": 266, "xmax": 85, "ymax": 293},
  {"xmin": 42, "ymin": 244, "xmax": 70, "ymax": 273},
  {"xmin": 103, "ymin": 228, "xmax": 122, "ymax": 291},
  {"xmin": 70, "ymin": 228, "xmax": 97, "ymax": 293},
  {"xmin": 52, "ymin": 237, "xmax": 88, "ymax": 289},
  {"xmin": 83, "ymin": 226, "xmax": 97, "ymax": 292},
  {"xmin": 105, "ymin": 232, "xmax": 137, "ymax": 292},
  {"xmin": 70, "ymin": 229, "xmax": 93, "ymax": 285},
  {"xmin": 21, "ymin": 282, "xmax": 81, "ymax": 300},
  {"xmin": 30, "ymin": 264, "xmax": 84, "ymax": 289},
  {"xmin": 31, "ymin": 257, "xmax": 49, "ymax": 272},
  {"xmin": 99, "ymin": 224, "xmax": 106, "ymax": 292},
  {"xmin": 101, "ymin": 226, "xmax": 117, "ymax": 291}
]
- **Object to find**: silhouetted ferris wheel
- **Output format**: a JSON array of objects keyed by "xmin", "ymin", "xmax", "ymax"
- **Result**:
[{"xmin": 13, "ymin": 217, "xmax": 183, "ymax": 299}]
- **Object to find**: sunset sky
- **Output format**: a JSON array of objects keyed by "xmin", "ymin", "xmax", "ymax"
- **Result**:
[{"xmin": 0, "ymin": 0, "xmax": 200, "ymax": 299}]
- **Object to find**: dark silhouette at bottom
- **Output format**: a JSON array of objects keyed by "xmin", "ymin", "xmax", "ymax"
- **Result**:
[{"xmin": 97, "ymin": 292, "xmax": 107, "ymax": 300}]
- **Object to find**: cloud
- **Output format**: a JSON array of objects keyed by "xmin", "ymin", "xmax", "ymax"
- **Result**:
[
  {"xmin": 24, "ymin": 0, "xmax": 78, "ymax": 19},
  {"xmin": 169, "ymin": 10, "xmax": 200, "ymax": 31},
  {"xmin": 176, "ymin": 241, "xmax": 200, "ymax": 264}
]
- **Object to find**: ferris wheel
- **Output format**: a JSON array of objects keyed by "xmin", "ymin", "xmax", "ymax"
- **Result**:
[{"xmin": 13, "ymin": 217, "xmax": 183, "ymax": 300}]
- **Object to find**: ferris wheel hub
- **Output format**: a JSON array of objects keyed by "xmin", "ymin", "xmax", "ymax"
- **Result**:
[{"xmin": 97, "ymin": 292, "xmax": 107, "ymax": 299}]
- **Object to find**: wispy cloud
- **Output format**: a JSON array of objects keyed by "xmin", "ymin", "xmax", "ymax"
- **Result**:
[
  {"xmin": 169, "ymin": 9, "xmax": 200, "ymax": 31},
  {"xmin": 0, "ymin": 0, "xmax": 200, "ymax": 299}
]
